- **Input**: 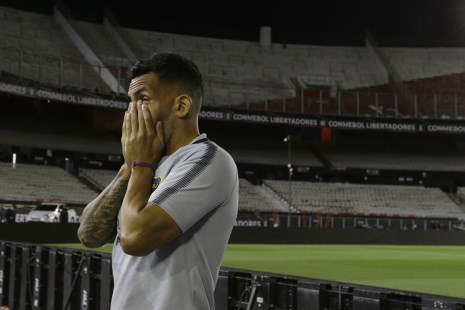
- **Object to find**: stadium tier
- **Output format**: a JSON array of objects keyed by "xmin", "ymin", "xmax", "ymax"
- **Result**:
[
  {"xmin": 79, "ymin": 168, "xmax": 289, "ymax": 212},
  {"xmin": 2, "ymin": 5, "xmax": 465, "ymax": 118},
  {"xmin": 1, "ymin": 3, "xmax": 465, "ymax": 221},
  {"xmin": 325, "ymin": 151, "xmax": 465, "ymax": 172},
  {"xmin": 0, "ymin": 162, "xmax": 98, "ymax": 204},
  {"xmin": 1, "ymin": 163, "xmax": 463, "ymax": 223},
  {"xmin": 79, "ymin": 167, "xmax": 118, "ymax": 190},
  {"xmin": 263, "ymin": 179, "xmax": 465, "ymax": 218},
  {"xmin": 0, "ymin": 6, "xmax": 113, "ymax": 94}
]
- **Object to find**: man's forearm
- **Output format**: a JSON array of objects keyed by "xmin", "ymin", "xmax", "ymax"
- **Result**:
[{"xmin": 77, "ymin": 165, "xmax": 130, "ymax": 248}]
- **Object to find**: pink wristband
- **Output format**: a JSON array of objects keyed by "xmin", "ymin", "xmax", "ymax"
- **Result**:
[{"xmin": 128, "ymin": 161, "xmax": 154, "ymax": 173}]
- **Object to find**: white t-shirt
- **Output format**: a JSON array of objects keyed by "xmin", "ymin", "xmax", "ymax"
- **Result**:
[{"xmin": 111, "ymin": 134, "xmax": 239, "ymax": 310}]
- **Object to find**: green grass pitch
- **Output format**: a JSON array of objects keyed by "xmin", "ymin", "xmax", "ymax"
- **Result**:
[{"xmin": 52, "ymin": 243, "xmax": 465, "ymax": 299}]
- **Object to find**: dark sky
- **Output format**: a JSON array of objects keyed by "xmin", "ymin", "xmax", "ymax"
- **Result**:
[
  {"xmin": 3, "ymin": 0, "xmax": 465, "ymax": 47},
  {"xmin": 364, "ymin": 0, "xmax": 465, "ymax": 47}
]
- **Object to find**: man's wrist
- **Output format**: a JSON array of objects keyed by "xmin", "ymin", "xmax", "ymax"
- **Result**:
[
  {"xmin": 127, "ymin": 161, "xmax": 155, "ymax": 173},
  {"xmin": 119, "ymin": 163, "xmax": 132, "ymax": 179}
]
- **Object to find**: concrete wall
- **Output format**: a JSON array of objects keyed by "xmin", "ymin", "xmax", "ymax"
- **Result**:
[{"xmin": 1, "ymin": 223, "xmax": 465, "ymax": 245}]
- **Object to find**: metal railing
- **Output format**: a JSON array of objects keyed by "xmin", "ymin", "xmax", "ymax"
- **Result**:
[{"xmin": 236, "ymin": 210, "xmax": 465, "ymax": 231}]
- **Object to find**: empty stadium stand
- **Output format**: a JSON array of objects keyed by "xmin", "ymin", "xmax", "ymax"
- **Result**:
[
  {"xmin": 78, "ymin": 168, "xmax": 289, "ymax": 212},
  {"xmin": 1, "ymin": 164, "xmax": 451, "ymax": 220},
  {"xmin": 0, "ymin": 162, "xmax": 98, "ymax": 204},
  {"xmin": 263, "ymin": 179, "xmax": 465, "ymax": 218},
  {"xmin": 79, "ymin": 167, "xmax": 117, "ymax": 190},
  {"xmin": 2, "ymin": 4, "xmax": 465, "ymax": 118},
  {"xmin": 0, "ymin": 6, "xmax": 112, "ymax": 94},
  {"xmin": 1, "ymin": 4, "xmax": 465, "ymax": 226},
  {"xmin": 325, "ymin": 151, "xmax": 465, "ymax": 172}
]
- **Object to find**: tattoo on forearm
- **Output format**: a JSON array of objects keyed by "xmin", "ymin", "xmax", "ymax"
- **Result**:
[{"xmin": 79, "ymin": 178, "xmax": 129, "ymax": 247}]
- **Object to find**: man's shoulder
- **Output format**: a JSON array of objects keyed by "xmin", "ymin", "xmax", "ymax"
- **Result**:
[
  {"xmin": 208, "ymin": 141, "xmax": 236, "ymax": 165},
  {"xmin": 171, "ymin": 137, "xmax": 237, "ymax": 173}
]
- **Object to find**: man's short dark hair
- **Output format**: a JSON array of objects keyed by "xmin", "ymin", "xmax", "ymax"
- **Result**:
[{"xmin": 129, "ymin": 53, "xmax": 204, "ymax": 102}]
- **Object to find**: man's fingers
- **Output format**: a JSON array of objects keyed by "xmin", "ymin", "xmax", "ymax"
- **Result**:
[
  {"xmin": 137, "ymin": 101, "xmax": 145, "ymax": 134},
  {"xmin": 122, "ymin": 111, "xmax": 128, "ymax": 144},
  {"xmin": 141, "ymin": 104, "xmax": 155, "ymax": 135},
  {"xmin": 130, "ymin": 101, "xmax": 138, "ymax": 135},
  {"xmin": 121, "ymin": 111, "xmax": 129, "ymax": 159},
  {"xmin": 125, "ymin": 109, "xmax": 131, "ymax": 137},
  {"xmin": 122, "ymin": 111, "xmax": 127, "ymax": 135},
  {"xmin": 156, "ymin": 121, "xmax": 165, "ymax": 145}
]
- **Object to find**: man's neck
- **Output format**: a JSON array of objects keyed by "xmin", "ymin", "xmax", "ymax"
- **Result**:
[{"xmin": 164, "ymin": 130, "xmax": 200, "ymax": 157}]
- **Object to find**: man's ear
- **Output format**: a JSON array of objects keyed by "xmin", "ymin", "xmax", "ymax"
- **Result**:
[{"xmin": 174, "ymin": 94, "xmax": 192, "ymax": 118}]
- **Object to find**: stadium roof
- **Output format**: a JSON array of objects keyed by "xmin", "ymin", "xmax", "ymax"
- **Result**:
[{"xmin": 2, "ymin": 0, "xmax": 465, "ymax": 47}]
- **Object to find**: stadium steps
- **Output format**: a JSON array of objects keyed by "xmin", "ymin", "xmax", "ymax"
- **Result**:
[
  {"xmin": 261, "ymin": 180, "xmax": 299, "ymax": 213},
  {"xmin": 448, "ymin": 192, "xmax": 465, "ymax": 215},
  {"xmin": 75, "ymin": 175, "xmax": 101, "ymax": 194},
  {"xmin": 255, "ymin": 184, "xmax": 290, "ymax": 212}
]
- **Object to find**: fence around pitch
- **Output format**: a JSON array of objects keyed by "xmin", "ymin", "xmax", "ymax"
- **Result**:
[{"xmin": 1, "ymin": 241, "xmax": 465, "ymax": 310}]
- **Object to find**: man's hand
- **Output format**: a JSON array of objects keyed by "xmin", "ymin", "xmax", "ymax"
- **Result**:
[{"xmin": 122, "ymin": 101, "xmax": 165, "ymax": 165}]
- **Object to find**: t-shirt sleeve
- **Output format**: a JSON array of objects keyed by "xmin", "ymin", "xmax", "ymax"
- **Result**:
[{"xmin": 149, "ymin": 144, "xmax": 237, "ymax": 232}]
